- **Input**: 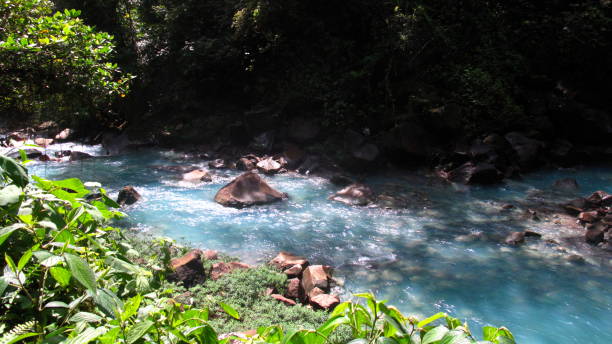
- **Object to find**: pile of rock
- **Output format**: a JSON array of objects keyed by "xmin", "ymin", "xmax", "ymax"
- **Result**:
[
  {"xmin": 436, "ymin": 132, "xmax": 546, "ymax": 185},
  {"xmin": 563, "ymin": 191, "xmax": 611, "ymax": 245},
  {"xmin": 268, "ymin": 252, "xmax": 340, "ymax": 311},
  {"xmin": 168, "ymin": 249, "xmax": 249, "ymax": 287}
]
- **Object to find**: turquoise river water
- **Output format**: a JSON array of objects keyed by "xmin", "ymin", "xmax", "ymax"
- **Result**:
[{"xmin": 18, "ymin": 142, "xmax": 612, "ymax": 344}]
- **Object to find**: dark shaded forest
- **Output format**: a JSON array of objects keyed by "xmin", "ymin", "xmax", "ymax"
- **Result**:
[{"xmin": 2, "ymin": 0, "xmax": 612, "ymax": 158}]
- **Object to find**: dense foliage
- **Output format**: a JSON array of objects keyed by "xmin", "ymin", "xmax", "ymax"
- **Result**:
[
  {"xmin": 0, "ymin": 153, "xmax": 515, "ymax": 343},
  {"xmin": 0, "ymin": 0, "xmax": 132, "ymax": 126}
]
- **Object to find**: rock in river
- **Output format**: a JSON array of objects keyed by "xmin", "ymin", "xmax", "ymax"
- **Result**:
[
  {"xmin": 329, "ymin": 183, "xmax": 374, "ymax": 206},
  {"xmin": 214, "ymin": 172, "xmax": 287, "ymax": 208},
  {"xmin": 117, "ymin": 186, "xmax": 141, "ymax": 206}
]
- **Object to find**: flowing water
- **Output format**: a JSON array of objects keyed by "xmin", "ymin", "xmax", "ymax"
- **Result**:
[{"xmin": 14, "ymin": 142, "xmax": 612, "ymax": 344}]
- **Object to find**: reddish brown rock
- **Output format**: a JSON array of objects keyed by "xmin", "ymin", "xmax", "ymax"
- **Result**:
[
  {"xmin": 329, "ymin": 184, "xmax": 374, "ymax": 206},
  {"xmin": 117, "ymin": 186, "xmax": 141, "ymax": 206},
  {"xmin": 283, "ymin": 264, "xmax": 303, "ymax": 277},
  {"xmin": 54, "ymin": 128, "xmax": 73, "ymax": 141},
  {"xmin": 210, "ymin": 262, "xmax": 250, "ymax": 280},
  {"xmin": 301, "ymin": 265, "xmax": 332, "ymax": 295},
  {"xmin": 504, "ymin": 231, "xmax": 526, "ymax": 245},
  {"xmin": 214, "ymin": 172, "xmax": 287, "ymax": 208},
  {"xmin": 69, "ymin": 151, "xmax": 93, "ymax": 161},
  {"xmin": 168, "ymin": 250, "xmax": 206, "ymax": 287},
  {"xmin": 208, "ymin": 159, "xmax": 226, "ymax": 169},
  {"xmin": 237, "ymin": 157, "xmax": 256, "ymax": 171},
  {"xmin": 271, "ymin": 294, "xmax": 297, "ymax": 306},
  {"xmin": 34, "ymin": 138, "xmax": 54, "ymax": 147},
  {"xmin": 564, "ymin": 198, "xmax": 588, "ymax": 215},
  {"xmin": 310, "ymin": 294, "xmax": 340, "ymax": 310},
  {"xmin": 585, "ymin": 228, "xmax": 604, "ymax": 245},
  {"xmin": 307, "ymin": 287, "xmax": 325, "ymax": 300},
  {"xmin": 257, "ymin": 158, "xmax": 282, "ymax": 174},
  {"xmin": 286, "ymin": 278, "xmax": 302, "ymax": 299},
  {"xmin": 578, "ymin": 211, "xmax": 600, "ymax": 223},
  {"xmin": 202, "ymin": 250, "xmax": 218, "ymax": 260},
  {"xmin": 182, "ymin": 169, "xmax": 212, "ymax": 182},
  {"xmin": 270, "ymin": 252, "xmax": 309, "ymax": 271},
  {"xmin": 586, "ymin": 191, "xmax": 610, "ymax": 206}
]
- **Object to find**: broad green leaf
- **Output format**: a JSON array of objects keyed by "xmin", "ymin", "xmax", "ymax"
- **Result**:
[
  {"xmin": 121, "ymin": 295, "xmax": 142, "ymax": 322},
  {"xmin": 17, "ymin": 250, "xmax": 33, "ymax": 271},
  {"xmin": 0, "ymin": 224, "xmax": 26, "ymax": 246},
  {"xmin": 439, "ymin": 330, "xmax": 472, "ymax": 344},
  {"xmin": 0, "ymin": 276, "xmax": 8, "ymax": 296},
  {"xmin": 50, "ymin": 266, "xmax": 72, "ymax": 287},
  {"xmin": 64, "ymin": 253, "xmax": 97, "ymax": 293},
  {"xmin": 422, "ymin": 325, "xmax": 450, "ymax": 344},
  {"xmin": 418, "ymin": 312, "xmax": 447, "ymax": 328},
  {"xmin": 219, "ymin": 302, "xmax": 240, "ymax": 320},
  {"xmin": 0, "ymin": 155, "xmax": 28, "ymax": 187},
  {"xmin": 45, "ymin": 301, "xmax": 70, "ymax": 308},
  {"xmin": 2, "ymin": 332, "xmax": 40, "ymax": 344},
  {"xmin": 65, "ymin": 326, "xmax": 108, "ymax": 344},
  {"xmin": 70, "ymin": 312, "xmax": 103, "ymax": 323},
  {"xmin": 93, "ymin": 288, "xmax": 123, "ymax": 317},
  {"xmin": 0, "ymin": 185, "xmax": 22, "ymax": 206},
  {"xmin": 5, "ymin": 253, "xmax": 17, "ymax": 272},
  {"xmin": 126, "ymin": 320, "xmax": 154, "ymax": 344}
]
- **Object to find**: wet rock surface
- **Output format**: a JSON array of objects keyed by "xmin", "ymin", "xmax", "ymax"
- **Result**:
[
  {"xmin": 117, "ymin": 185, "xmax": 141, "ymax": 206},
  {"xmin": 214, "ymin": 172, "xmax": 288, "ymax": 208}
]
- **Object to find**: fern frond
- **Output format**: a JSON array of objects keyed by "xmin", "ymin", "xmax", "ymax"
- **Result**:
[{"xmin": 0, "ymin": 321, "xmax": 37, "ymax": 344}]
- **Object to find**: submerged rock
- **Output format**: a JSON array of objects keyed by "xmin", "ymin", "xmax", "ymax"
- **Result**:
[
  {"xmin": 552, "ymin": 178, "xmax": 579, "ymax": 191},
  {"xmin": 585, "ymin": 228, "xmax": 605, "ymax": 245},
  {"xmin": 117, "ymin": 186, "xmax": 141, "ymax": 206},
  {"xmin": 214, "ymin": 172, "xmax": 287, "ymax": 208},
  {"xmin": 69, "ymin": 151, "xmax": 93, "ymax": 161},
  {"xmin": 182, "ymin": 169, "xmax": 212, "ymax": 182},
  {"xmin": 34, "ymin": 138, "xmax": 54, "ymax": 147},
  {"xmin": 442, "ymin": 162, "xmax": 503, "ymax": 185},
  {"xmin": 329, "ymin": 183, "xmax": 374, "ymax": 206},
  {"xmin": 208, "ymin": 159, "xmax": 227, "ymax": 169},
  {"xmin": 504, "ymin": 231, "xmax": 542, "ymax": 245}
]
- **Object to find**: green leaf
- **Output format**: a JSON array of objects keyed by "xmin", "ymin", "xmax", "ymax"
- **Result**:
[
  {"xmin": 5, "ymin": 253, "xmax": 17, "ymax": 272},
  {"xmin": 17, "ymin": 250, "xmax": 33, "ymax": 271},
  {"xmin": 2, "ymin": 332, "xmax": 40, "ymax": 344},
  {"xmin": 439, "ymin": 330, "xmax": 472, "ymax": 344},
  {"xmin": 219, "ymin": 302, "xmax": 240, "ymax": 320},
  {"xmin": 422, "ymin": 325, "xmax": 450, "ymax": 344},
  {"xmin": 0, "ymin": 276, "xmax": 8, "ymax": 296},
  {"xmin": 126, "ymin": 320, "xmax": 154, "ymax": 344},
  {"xmin": 0, "ymin": 185, "xmax": 22, "ymax": 206},
  {"xmin": 418, "ymin": 312, "xmax": 447, "ymax": 328},
  {"xmin": 0, "ymin": 155, "xmax": 28, "ymax": 187},
  {"xmin": 64, "ymin": 253, "xmax": 97, "ymax": 293},
  {"xmin": 93, "ymin": 288, "xmax": 123, "ymax": 317},
  {"xmin": 121, "ymin": 295, "xmax": 142, "ymax": 322},
  {"xmin": 50, "ymin": 266, "xmax": 72, "ymax": 287},
  {"xmin": 0, "ymin": 224, "xmax": 26, "ymax": 246},
  {"xmin": 70, "ymin": 312, "xmax": 103, "ymax": 323},
  {"xmin": 65, "ymin": 326, "xmax": 108, "ymax": 344},
  {"xmin": 45, "ymin": 301, "xmax": 70, "ymax": 308}
]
